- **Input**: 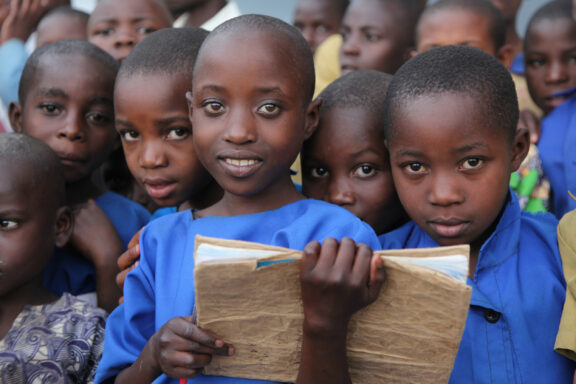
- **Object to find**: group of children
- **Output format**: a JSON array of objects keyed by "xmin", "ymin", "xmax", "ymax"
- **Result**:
[{"xmin": 3, "ymin": 0, "xmax": 576, "ymax": 383}]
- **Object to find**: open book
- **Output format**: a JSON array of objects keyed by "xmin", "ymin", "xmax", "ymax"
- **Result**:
[{"xmin": 194, "ymin": 235, "xmax": 472, "ymax": 383}]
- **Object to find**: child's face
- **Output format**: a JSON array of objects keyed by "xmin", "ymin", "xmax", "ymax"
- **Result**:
[
  {"xmin": 525, "ymin": 18, "xmax": 576, "ymax": 115},
  {"xmin": 293, "ymin": 0, "xmax": 342, "ymax": 53},
  {"xmin": 340, "ymin": 0, "xmax": 411, "ymax": 75},
  {"xmin": 190, "ymin": 31, "xmax": 319, "ymax": 201},
  {"xmin": 88, "ymin": 0, "xmax": 172, "ymax": 62},
  {"xmin": 388, "ymin": 93, "xmax": 526, "ymax": 250},
  {"xmin": 11, "ymin": 54, "xmax": 117, "ymax": 184},
  {"xmin": 302, "ymin": 107, "xmax": 401, "ymax": 234},
  {"xmin": 115, "ymin": 74, "xmax": 212, "ymax": 207},
  {"xmin": 36, "ymin": 14, "xmax": 87, "ymax": 48},
  {"xmin": 0, "ymin": 164, "xmax": 70, "ymax": 298},
  {"xmin": 416, "ymin": 9, "xmax": 499, "ymax": 57}
]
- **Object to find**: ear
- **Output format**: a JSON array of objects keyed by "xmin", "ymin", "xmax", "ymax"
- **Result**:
[
  {"xmin": 303, "ymin": 97, "xmax": 322, "ymax": 140},
  {"xmin": 186, "ymin": 91, "xmax": 194, "ymax": 128},
  {"xmin": 496, "ymin": 43, "xmax": 514, "ymax": 70},
  {"xmin": 8, "ymin": 102, "xmax": 23, "ymax": 132},
  {"xmin": 54, "ymin": 206, "xmax": 73, "ymax": 248},
  {"xmin": 511, "ymin": 126, "xmax": 530, "ymax": 172}
]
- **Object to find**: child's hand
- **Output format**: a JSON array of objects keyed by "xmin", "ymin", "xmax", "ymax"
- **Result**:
[
  {"xmin": 116, "ymin": 228, "xmax": 143, "ymax": 304},
  {"xmin": 150, "ymin": 316, "xmax": 234, "ymax": 379},
  {"xmin": 300, "ymin": 237, "xmax": 385, "ymax": 335},
  {"xmin": 70, "ymin": 199, "xmax": 123, "ymax": 312},
  {"xmin": 1, "ymin": 0, "xmax": 44, "ymax": 44}
]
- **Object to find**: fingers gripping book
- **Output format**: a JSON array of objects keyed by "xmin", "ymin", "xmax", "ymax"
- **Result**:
[{"xmin": 193, "ymin": 235, "xmax": 472, "ymax": 384}]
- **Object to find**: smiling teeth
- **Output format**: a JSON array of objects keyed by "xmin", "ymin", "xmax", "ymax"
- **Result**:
[{"xmin": 225, "ymin": 159, "xmax": 258, "ymax": 166}]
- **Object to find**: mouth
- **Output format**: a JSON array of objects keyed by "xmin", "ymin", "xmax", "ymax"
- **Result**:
[
  {"xmin": 143, "ymin": 179, "xmax": 177, "ymax": 199},
  {"xmin": 340, "ymin": 64, "xmax": 357, "ymax": 75},
  {"xmin": 427, "ymin": 219, "xmax": 470, "ymax": 239},
  {"xmin": 544, "ymin": 94, "xmax": 569, "ymax": 109},
  {"xmin": 58, "ymin": 153, "xmax": 88, "ymax": 166},
  {"xmin": 218, "ymin": 155, "xmax": 263, "ymax": 178}
]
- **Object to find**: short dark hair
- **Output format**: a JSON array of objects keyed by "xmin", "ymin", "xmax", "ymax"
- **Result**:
[
  {"xmin": 318, "ymin": 69, "xmax": 393, "ymax": 132},
  {"xmin": 19, "ymin": 39, "xmax": 119, "ymax": 104},
  {"xmin": 385, "ymin": 45, "xmax": 518, "ymax": 143},
  {"xmin": 417, "ymin": 0, "xmax": 506, "ymax": 51},
  {"xmin": 525, "ymin": 0, "xmax": 574, "ymax": 51},
  {"xmin": 0, "ymin": 133, "xmax": 66, "ymax": 205},
  {"xmin": 118, "ymin": 27, "xmax": 209, "ymax": 82},
  {"xmin": 197, "ymin": 14, "xmax": 316, "ymax": 103}
]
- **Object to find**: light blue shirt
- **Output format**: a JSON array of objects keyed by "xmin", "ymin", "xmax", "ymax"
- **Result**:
[
  {"xmin": 0, "ymin": 39, "xmax": 28, "ymax": 106},
  {"xmin": 381, "ymin": 192, "xmax": 576, "ymax": 383}
]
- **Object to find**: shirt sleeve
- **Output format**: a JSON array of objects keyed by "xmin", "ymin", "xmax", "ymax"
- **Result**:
[{"xmin": 0, "ymin": 39, "xmax": 28, "ymax": 105}]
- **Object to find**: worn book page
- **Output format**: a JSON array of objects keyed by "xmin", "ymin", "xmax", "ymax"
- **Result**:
[{"xmin": 194, "ymin": 236, "xmax": 471, "ymax": 383}]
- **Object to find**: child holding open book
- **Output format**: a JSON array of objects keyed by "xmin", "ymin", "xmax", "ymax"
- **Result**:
[{"xmin": 96, "ymin": 15, "xmax": 384, "ymax": 384}]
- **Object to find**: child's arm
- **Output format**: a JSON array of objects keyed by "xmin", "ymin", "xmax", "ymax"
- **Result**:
[
  {"xmin": 296, "ymin": 237, "xmax": 385, "ymax": 384},
  {"xmin": 71, "ymin": 200, "xmax": 123, "ymax": 313},
  {"xmin": 114, "ymin": 316, "xmax": 234, "ymax": 383}
]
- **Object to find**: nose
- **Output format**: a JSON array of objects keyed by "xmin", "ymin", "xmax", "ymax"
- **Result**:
[
  {"xmin": 546, "ymin": 60, "xmax": 568, "ymax": 84},
  {"xmin": 139, "ymin": 140, "xmax": 168, "ymax": 169},
  {"xmin": 223, "ymin": 109, "xmax": 257, "ymax": 145},
  {"xmin": 301, "ymin": 27, "xmax": 316, "ymax": 51},
  {"xmin": 428, "ymin": 171, "xmax": 464, "ymax": 206},
  {"xmin": 114, "ymin": 27, "xmax": 136, "ymax": 49},
  {"xmin": 326, "ymin": 176, "xmax": 356, "ymax": 206},
  {"xmin": 341, "ymin": 32, "xmax": 359, "ymax": 57},
  {"xmin": 57, "ymin": 110, "xmax": 86, "ymax": 141}
]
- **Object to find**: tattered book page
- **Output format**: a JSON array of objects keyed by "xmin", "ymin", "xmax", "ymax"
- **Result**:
[{"xmin": 194, "ymin": 235, "xmax": 471, "ymax": 383}]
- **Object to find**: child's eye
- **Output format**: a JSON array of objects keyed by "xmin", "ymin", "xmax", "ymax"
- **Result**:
[
  {"xmin": 527, "ymin": 57, "xmax": 545, "ymax": 68},
  {"xmin": 203, "ymin": 101, "xmax": 225, "ymax": 115},
  {"xmin": 257, "ymin": 103, "xmax": 281, "ymax": 117},
  {"xmin": 166, "ymin": 127, "xmax": 190, "ymax": 140},
  {"xmin": 354, "ymin": 164, "xmax": 376, "ymax": 178},
  {"xmin": 460, "ymin": 158, "xmax": 483, "ymax": 170},
  {"xmin": 94, "ymin": 28, "xmax": 113, "ymax": 37},
  {"xmin": 39, "ymin": 103, "xmax": 61, "ymax": 115},
  {"xmin": 0, "ymin": 219, "xmax": 19, "ymax": 230},
  {"xmin": 365, "ymin": 32, "xmax": 381, "ymax": 42},
  {"xmin": 119, "ymin": 129, "xmax": 140, "ymax": 142},
  {"xmin": 310, "ymin": 167, "xmax": 328, "ymax": 178},
  {"xmin": 404, "ymin": 162, "xmax": 426, "ymax": 174},
  {"xmin": 87, "ymin": 112, "xmax": 113, "ymax": 125},
  {"xmin": 136, "ymin": 26, "xmax": 156, "ymax": 35},
  {"xmin": 316, "ymin": 24, "xmax": 328, "ymax": 34}
]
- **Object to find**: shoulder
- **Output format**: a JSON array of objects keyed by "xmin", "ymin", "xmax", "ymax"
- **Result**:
[{"xmin": 97, "ymin": 191, "xmax": 150, "ymax": 218}]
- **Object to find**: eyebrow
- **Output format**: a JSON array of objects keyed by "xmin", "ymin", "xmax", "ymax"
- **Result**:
[
  {"xmin": 36, "ymin": 88, "xmax": 68, "ymax": 99},
  {"xmin": 89, "ymin": 96, "xmax": 114, "ymax": 106},
  {"xmin": 453, "ymin": 142, "xmax": 489, "ymax": 154},
  {"xmin": 198, "ymin": 84, "xmax": 287, "ymax": 97},
  {"xmin": 350, "ymin": 147, "xmax": 382, "ymax": 158}
]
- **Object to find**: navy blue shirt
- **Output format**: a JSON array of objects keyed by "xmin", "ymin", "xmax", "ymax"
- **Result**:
[{"xmin": 381, "ymin": 193, "xmax": 575, "ymax": 383}]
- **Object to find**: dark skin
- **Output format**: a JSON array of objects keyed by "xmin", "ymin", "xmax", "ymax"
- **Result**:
[
  {"xmin": 0, "ymin": 0, "xmax": 68, "ymax": 44},
  {"xmin": 0, "ymin": 159, "xmax": 73, "ymax": 340},
  {"xmin": 9, "ymin": 53, "xmax": 123, "ymax": 312},
  {"xmin": 167, "ymin": 0, "xmax": 226, "ymax": 27},
  {"xmin": 113, "ymin": 29, "xmax": 385, "ymax": 384}
]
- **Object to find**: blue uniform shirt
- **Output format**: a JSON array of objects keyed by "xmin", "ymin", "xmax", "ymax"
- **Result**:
[
  {"xmin": 95, "ymin": 199, "xmax": 381, "ymax": 384},
  {"xmin": 43, "ymin": 191, "xmax": 151, "ymax": 296},
  {"xmin": 380, "ymin": 192, "xmax": 575, "ymax": 383},
  {"xmin": 539, "ymin": 95, "xmax": 576, "ymax": 218}
]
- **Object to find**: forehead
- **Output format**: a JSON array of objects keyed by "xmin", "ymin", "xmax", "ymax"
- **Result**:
[
  {"xmin": 526, "ymin": 17, "xmax": 576, "ymax": 47},
  {"xmin": 27, "ymin": 53, "xmax": 115, "ymax": 101},
  {"xmin": 194, "ymin": 31, "xmax": 306, "ymax": 97},
  {"xmin": 89, "ymin": 0, "xmax": 170, "ymax": 26},
  {"xmin": 0, "ymin": 160, "xmax": 40, "ymax": 199},
  {"xmin": 419, "ymin": 8, "xmax": 492, "ymax": 40},
  {"xmin": 344, "ymin": 0, "xmax": 398, "ymax": 25},
  {"xmin": 115, "ymin": 73, "xmax": 189, "ymax": 112},
  {"xmin": 389, "ymin": 93, "xmax": 503, "ymax": 146},
  {"xmin": 295, "ymin": 0, "xmax": 339, "ymax": 19}
]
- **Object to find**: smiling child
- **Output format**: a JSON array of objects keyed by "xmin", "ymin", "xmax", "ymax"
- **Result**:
[{"xmin": 96, "ymin": 15, "xmax": 384, "ymax": 384}]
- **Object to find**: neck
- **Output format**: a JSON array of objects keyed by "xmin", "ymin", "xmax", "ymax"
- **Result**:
[
  {"xmin": 197, "ymin": 174, "xmax": 304, "ymax": 217},
  {"xmin": 66, "ymin": 177, "xmax": 104, "ymax": 207},
  {"xmin": 0, "ymin": 277, "xmax": 57, "ymax": 340},
  {"xmin": 183, "ymin": 0, "xmax": 227, "ymax": 27},
  {"xmin": 185, "ymin": 180, "xmax": 224, "ymax": 211}
]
